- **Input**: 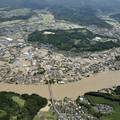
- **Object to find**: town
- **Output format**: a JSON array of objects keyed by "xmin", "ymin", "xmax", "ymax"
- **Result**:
[
  {"xmin": 0, "ymin": 5, "xmax": 120, "ymax": 120},
  {"xmin": 0, "ymin": 9, "xmax": 120, "ymax": 85}
]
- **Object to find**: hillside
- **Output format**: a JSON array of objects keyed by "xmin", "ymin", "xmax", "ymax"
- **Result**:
[
  {"xmin": 28, "ymin": 28, "xmax": 119, "ymax": 51},
  {"xmin": 0, "ymin": 0, "xmax": 120, "ymax": 28},
  {"xmin": 0, "ymin": 92, "xmax": 47, "ymax": 120}
]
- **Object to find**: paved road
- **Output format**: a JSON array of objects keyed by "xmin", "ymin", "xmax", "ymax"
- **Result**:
[{"xmin": 48, "ymin": 82, "xmax": 67, "ymax": 120}]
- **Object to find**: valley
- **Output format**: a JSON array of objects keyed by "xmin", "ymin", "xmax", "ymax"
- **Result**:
[
  {"xmin": 0, "ymin": 8, "xmax": 120, "ymax": 85},
  {"xmin": 0, "ymin": 1, "xmax": 120, "ymax": 119}
]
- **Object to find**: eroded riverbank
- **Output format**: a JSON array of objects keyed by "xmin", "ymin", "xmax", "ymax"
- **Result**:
[{"xmin": 0, "ymin": 71, "xmax": 120, "ymax": 99}]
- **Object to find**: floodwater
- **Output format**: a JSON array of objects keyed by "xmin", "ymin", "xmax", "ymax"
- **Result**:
[{"xmin": 0, "ymin": 71, "xmax": 120, "ymax": 100}]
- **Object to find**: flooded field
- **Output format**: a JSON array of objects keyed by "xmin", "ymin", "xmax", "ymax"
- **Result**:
[{"xmin": 0, "ymin": 71, "xmax": 120, "ymax": 99}]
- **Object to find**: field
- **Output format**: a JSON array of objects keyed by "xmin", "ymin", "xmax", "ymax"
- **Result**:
[
  {"xmin": 33, "ymin": 112, "xmax": 55, "ymax": 120},
  {"xmin": 0, "ymin": 92, "xmax": 47, "ymax": 120},
  {"xmin": 83, "ymin": 89, "xmax": 120, "ymax": 120}
]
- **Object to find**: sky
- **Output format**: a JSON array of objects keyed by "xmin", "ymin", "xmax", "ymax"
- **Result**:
[{"xmin": 0, "ymin": 0, "xmax": 120, "ymax": 11}]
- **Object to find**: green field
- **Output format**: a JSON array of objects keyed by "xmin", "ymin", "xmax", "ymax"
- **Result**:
[
  {"xmin": 33, "ymin": 112, "xmax": 55, "ymax": 120},
  {"xmin": 83, "ymin": 91, "xmax": 120, "ymax": 120},
  {"xmin": 0, "ymin": 92, "xmax": 47, "ymax": 120}
]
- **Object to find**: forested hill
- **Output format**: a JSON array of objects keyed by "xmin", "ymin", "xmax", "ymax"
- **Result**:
[
  {"xmin": 28, "ymin": 29, "xmax": 119, "ymax": 52},
  {"xmin": 0, "ymin": 0, "xmax": 120, "ymax": 28}
]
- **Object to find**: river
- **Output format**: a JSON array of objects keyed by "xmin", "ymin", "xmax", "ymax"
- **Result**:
[{"xmin": 0, "ymin": 71, "xmax": 120, "ymax": 99}]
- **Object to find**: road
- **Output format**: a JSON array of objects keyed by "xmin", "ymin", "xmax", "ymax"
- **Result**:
[{"xmin": 48, "ymin": 82, "xmax": 67, "ymax": 120}]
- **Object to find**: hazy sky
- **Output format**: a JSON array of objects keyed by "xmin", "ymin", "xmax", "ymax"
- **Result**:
[{"xmin": 0, "ymin": 0, "xmax": 120, "ymax": 10}]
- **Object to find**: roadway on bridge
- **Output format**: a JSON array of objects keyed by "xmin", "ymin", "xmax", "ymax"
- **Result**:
[{"xmin": 0, "ymin": 71, "xmax": 120, "ymax": 99}]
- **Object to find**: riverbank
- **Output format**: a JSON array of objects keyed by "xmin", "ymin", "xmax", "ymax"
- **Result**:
[{"xmin": 0, "ymin": 71, "xmax": 120, "ymax": 99}]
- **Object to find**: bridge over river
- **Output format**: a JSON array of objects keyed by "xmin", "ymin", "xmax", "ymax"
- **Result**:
[{"xmin": 0, "ymin": 71, "xmax": 120, "ymax": 100}]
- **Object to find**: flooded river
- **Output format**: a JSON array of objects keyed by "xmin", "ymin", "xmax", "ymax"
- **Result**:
[{"xmin": 0, "ymin": 71, "xmax": 120, "ymax": 99}]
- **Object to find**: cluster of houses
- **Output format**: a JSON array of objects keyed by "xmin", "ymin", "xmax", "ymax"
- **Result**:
[{"xmin": 1, "ymin": 34, "xmax": 120, "ymax": 84}]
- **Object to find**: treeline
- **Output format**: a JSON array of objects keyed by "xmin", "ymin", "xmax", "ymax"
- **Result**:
[
  {"xmin": 76, "ymin": 86, "xmax": 120, "ymax": 119},
  {"xmin": 0, "ymin": 92, "xmax": 47, "ymax": 120},
  {"xmin": 0, "ymin": 14, "xmax": 32, "ymax": 22},
  {"xmin": 49, "ymin": 6, "xmax": 112, "ymax": 28},
  {"xmin": 114, "ymin": 86, "xmax": 120, "ymax": 95},
  {"xmin": 28, "ymin": 29, "xmax": 119, "ymax": 52},
  {"xmin": 0, "ymin": 15, "xmax": 31, "ymax": 22},
  {"xmin": 85, "ymin": 92, "xmax": 120, "ymax": 104}
]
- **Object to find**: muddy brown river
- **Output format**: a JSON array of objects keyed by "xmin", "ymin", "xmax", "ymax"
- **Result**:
[{"xmin": 0, "ymin": 71, "xmax": 120, "ymax": 99}]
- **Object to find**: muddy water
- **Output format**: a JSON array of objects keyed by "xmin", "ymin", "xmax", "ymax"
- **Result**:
[{"xmin": 0, "ymin": 71, "xmax": 120, "ymax": 99}]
